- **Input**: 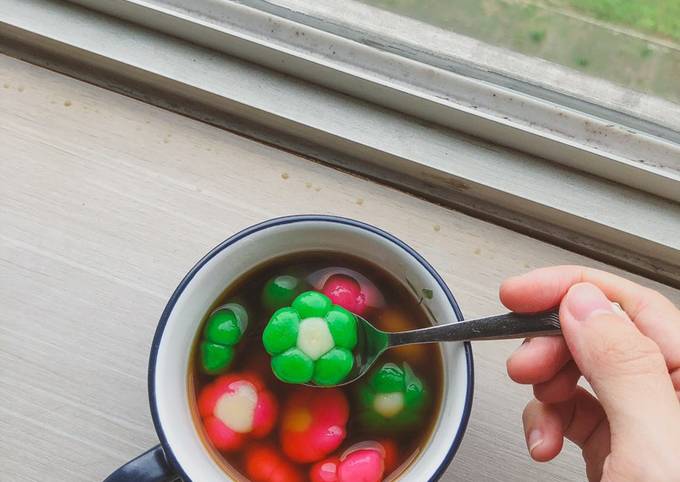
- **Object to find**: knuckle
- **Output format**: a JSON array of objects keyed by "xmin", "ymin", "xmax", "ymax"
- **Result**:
[
  {"xmin": 590, "ymin": 332, "xmax": 665, "ymax": 377},
  {"xmin": 628, "ymin": 287, "xmax": 664, "ymax": 319}
]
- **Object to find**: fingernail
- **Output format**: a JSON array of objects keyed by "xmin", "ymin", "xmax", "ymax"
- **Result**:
[
  {"xmin": 527, "ymin": 429, "xmax": 543, "ymax": 455},
  {"xmin": 565, "ymin": 283, "xmax": 613, "ymax": 322}
]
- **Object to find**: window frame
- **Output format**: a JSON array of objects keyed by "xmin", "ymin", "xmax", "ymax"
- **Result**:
[
  {"xmin": 66, "ymin": 0, "xmax": 680, "ymax": 203},
  {"xmin": 239, "ymin": 0, "xmax": 680, "ymax": 134}
]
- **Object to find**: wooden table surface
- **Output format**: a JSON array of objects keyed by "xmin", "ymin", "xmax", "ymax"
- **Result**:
[{"xmin": 2, "ymin": 54, "xmax": 678, "ymax": 482}]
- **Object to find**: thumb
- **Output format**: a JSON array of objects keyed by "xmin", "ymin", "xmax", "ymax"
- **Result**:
[{"xmin": 560, "ymin": 283, "xmax": 679, "ymax": 438}]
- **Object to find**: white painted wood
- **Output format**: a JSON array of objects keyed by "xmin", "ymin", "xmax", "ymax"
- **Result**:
[
  {"xmin": 64, "ymin": 0, "xmax": 680, "ymax": 186},
  {"xmin": 3, "ymin": 0, "xmax": 680, "ymax": 286},
  {"xmin": 0, "ymin": 55, "xmax": 678, "ymax": 482}
]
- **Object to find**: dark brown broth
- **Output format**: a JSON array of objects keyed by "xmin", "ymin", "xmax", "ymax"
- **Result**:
[{"xmin": 188, "ymin": 251, "xmax": 444, "ymax": 481}]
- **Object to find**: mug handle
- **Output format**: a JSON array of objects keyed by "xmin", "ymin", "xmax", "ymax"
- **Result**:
[{"xmin": 104, "ymin": 445, "xmax": 179, "ymax": 482}]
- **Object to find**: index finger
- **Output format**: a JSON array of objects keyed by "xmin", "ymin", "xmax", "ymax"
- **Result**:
[{"xmin": 501, "ymin": 265, "xmax": 680, "ymax": 375}]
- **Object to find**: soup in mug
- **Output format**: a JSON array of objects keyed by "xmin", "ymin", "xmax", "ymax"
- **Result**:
[{"xmin": 189, "ymin": 252, "xmax": 444, "ymax": 481}]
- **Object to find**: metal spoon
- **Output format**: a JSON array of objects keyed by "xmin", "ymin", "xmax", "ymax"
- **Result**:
[{"xmin": 315, "ymin": 308, "xmax": 561, "ymax": 388}]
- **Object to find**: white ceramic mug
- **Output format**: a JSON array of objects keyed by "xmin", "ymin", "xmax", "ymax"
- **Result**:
[{"xmin": 104, "ymin": 215, "xmax": 474, "ymax": 482}]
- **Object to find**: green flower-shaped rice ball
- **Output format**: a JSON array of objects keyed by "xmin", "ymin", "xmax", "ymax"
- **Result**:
[
  {"xmin": 357, "ymin": 361, "xmax": 428, "ymax": 430},
  {"xmin": 200, "ymin": 303, "xmax": 248, "ymax": 374},
  {"xmin": 262, "ymin": 291, "xmax": 357, "ymax": 386}
]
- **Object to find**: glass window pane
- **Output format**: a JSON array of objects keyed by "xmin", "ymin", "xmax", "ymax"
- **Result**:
[{"xmin": 359, "ymin": 0, "xmax": 680, "ymax": 103}]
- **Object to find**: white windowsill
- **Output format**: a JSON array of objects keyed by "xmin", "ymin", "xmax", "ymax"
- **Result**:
[{"xmin": 0, "ymin": 0, "xmax": 678, "ymax": 287}]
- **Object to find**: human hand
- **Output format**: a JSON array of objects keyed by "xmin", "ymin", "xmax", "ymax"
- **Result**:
[{"xmin": 502, "ymin": 266, "xmax": 680, "ymax": 481}]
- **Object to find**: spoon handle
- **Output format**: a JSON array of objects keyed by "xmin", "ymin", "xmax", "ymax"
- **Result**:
[{"xmin": 388, "ymin": 309, "xmax": 561, "ymax": 345}]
